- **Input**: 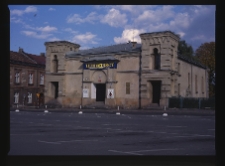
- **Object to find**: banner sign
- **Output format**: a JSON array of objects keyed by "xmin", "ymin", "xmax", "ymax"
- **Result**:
[
  {"xmin": 83, "ymin": 62, "xmax": 117, "ymax": 69},
  {"xmin": 107, "ymin": 89, "xmax": 114, "ymax": 98},
  {"xmin": 83, "ymin": 89, "xmax": 89, "ymax": 98}
]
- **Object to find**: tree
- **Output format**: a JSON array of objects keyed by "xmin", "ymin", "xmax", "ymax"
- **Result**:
[
  {"xmin": 195, "ymin": 42, "xmax": 215, "ymax": 97},
  {"xmin": 178, "ymin": 40, "xmax": 194, "ymax": 57}
]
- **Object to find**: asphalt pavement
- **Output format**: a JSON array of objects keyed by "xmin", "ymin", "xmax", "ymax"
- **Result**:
[{"xmin": 9, "ymin": 110, "xmax": 215, "ymax": 156}]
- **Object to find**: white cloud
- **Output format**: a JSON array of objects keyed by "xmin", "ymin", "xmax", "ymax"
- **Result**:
[
  {"xmin": 48, "ymin": 37, "xmax": 60, "ymax": 41},
  {"xmin": 170, "ymin": 12, "xmax": 191, "ymax": 29},
  {"xmin": 190, "ymin": 35, "xmax": 206, "ymax": 41},
  {"xmin": 101, "ymin": 8, "xmax": 127, "ymax": 27},
  {"xmin": 21, "ymin": 31, "xmax": 52, "ymax": 39},
  {"xmin": 64, "ymin": 28, "xmax": 78, "ymax": 34},
  {"xmin": 49, "ymin": 8, "xmax": 56, "ymax": 11},
  {"xmin": 136, "ymin": 5, "xmax": 174, "ymax": 24},
  {"xmin": 36, "ymin": 26, "xmax": 57, "ymax": 33},
  {"xmin": 114, "ymin": 29, "xmax": 145, "ymax": 44},
  {"xmin": 67, "ymin": 12, "xmax": 100, "ymax": 24},
  {"xmin": 71, "ymin": 32, "xmax": 98, "ymax": 44},
  {"xmin": 44, "ymin": 22, "xmax": 48, "ymax": 24},
  {"xmin": 10, "ymin": 6, "xmax": 37, "ymax": 16},
  {"xmin": 177, "ymin": 32, "xmax": 186, "ymax": 38}
]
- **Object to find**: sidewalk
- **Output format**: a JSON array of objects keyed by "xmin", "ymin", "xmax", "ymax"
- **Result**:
[{"xmin": 10, "ymin": 106, "xmax": 215, "ymax": 116}]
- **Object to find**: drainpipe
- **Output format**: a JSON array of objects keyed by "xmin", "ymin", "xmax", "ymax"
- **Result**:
[{"xmin": 139, "ymin": 52, "xmax": 142, "ymax": 109}]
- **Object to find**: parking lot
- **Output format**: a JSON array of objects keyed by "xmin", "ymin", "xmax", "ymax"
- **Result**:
[{"xmin": 9, "ymin": 110, "xmax": 215, "ymax": 155}]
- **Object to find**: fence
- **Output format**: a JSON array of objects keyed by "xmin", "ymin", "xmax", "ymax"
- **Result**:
[{"xmin": 168, "ymin": 97, "xmax": 215, "ymax": 109}]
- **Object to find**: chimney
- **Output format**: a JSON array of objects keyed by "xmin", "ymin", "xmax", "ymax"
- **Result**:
[
  {"xmin": 40, "ymin": 53, "xmax": 45, "ymax": 57},
  {"xmin": 19, "ymin": 47, "xmax": 23, "ymax": 53}
]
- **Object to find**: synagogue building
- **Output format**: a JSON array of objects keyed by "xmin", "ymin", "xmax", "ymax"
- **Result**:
[{"xmin": 44, "ymin": 31, "xmax": 208, "ymax": 109}]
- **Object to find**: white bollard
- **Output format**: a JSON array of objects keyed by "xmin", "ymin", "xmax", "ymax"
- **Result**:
[
  {"xmin": 116, "ymin": 112, "xmax": 120, "ymax": 115},
  {"xmin": 80, "ymin": 105, "xmax": 82, "ymax": 109},
  {"xmin": 117, "ymin": 106, "xmax": 119, "ymax": 110},
  {"xmin": 15, "ymin": 104, "xmax": 19, "ymax": 112},
  {"xmin": 162, "ymin": 113, "xmax": 168, "ymax": 117},
  {"xmin": 78, "ymin": 111, "xmax": 83, "ymax": 114},
  {"xmin": 44, "ymin": 105, "xmax": 48, "ymax": 113}
]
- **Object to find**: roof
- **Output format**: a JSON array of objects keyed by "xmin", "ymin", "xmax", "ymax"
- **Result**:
[
  {"xmin": 66, "ymin": 43, "xmax": 142, "ymax": 57},
  {"xmin": 10, "ymin": 50, "xmax": 46, "ymax": 67},
  {"xmin": 178, "ymin": 54, "xmax": 207, "ymax": 69},
  {"xmin": 140, "ymin": 30, "xmax": 180, "ymax": 38},
  {"xmin": 44, "ymin": 40, "xmax": 80, "ymax": 47},
  {"xmin": 10, "ymin": 51, "xmax": 36, "ymax": 64},
  {"xmin": 25, "ymin": 53, "xmax": 45, "ymax": 65},
  {"xmin": 80, "ymin": 56, "xmax": 119, "ymax": 62}
]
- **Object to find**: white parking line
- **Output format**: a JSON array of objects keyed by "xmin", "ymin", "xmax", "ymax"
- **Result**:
[
  {"xmin": 166, "ymin": 126, "xmax": 187, "ymax": 128},
  {"xmin": 38, "ymin": 140, "xmax": 61, "ymax": 144},
  {"xmin": 128, "ymin": 148, "xmax": 179, "ymax": 153},
  {"xmin": 108, "ymin": 150, "xmax": 142, "ymax": 155}
]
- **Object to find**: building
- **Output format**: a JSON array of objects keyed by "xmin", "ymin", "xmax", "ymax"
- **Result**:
[
  {"xmin": 10, "ymin": 48, "xmax": 46, "ymax": 107},
  {"xmin": 44, "ymin": 31, "xmax": 208, "ymax": 109}
]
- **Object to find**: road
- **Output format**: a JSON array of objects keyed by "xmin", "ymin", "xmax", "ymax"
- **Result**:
[{"xmin": 9, "ymin": 110, "xmax": 215, "ymax": 155}]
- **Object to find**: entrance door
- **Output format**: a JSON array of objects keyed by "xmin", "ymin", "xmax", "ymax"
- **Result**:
[
  {"xmin": 51, "ymin": 82, "xmax": 58, "ymax": 99},
  {"xmin": 151, "ymin": 81, "xmax": 161, "ymax": 104},
  {"xmin": 96, "ymin": 84, "xmax": 106, "ymax": 101}
]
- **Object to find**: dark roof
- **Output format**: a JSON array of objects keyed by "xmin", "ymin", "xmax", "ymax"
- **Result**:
[
  {"xmin": 10, "ymin": 50, "xmax": 46, "ymax": 67},
  {"xmin": 80, "ymin": 56, "xmax": 119, "ymax": 62},
  {"xmin": 178, "ymin": 54, "xmax": 207, "ymax": 69},
  {"xmin": 10, "ymin": 51, "xmax": 37, "ymax": 64},
  {"xmin": 26, "ymin": 53, "xmax": 46, "ymax": 65},
  {"xmin": 66, "ymin": 43, "xmax": 142, "ymax": 57}
]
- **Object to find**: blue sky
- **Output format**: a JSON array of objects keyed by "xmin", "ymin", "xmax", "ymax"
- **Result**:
[{"xmin": 9, "ymin": 5, "xmax": 215, "ymax": 55}]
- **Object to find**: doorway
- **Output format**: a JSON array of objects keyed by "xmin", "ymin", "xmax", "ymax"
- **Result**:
[
  {"xmin": 151, "ymin": 81, "xmax": 161, "ymax": 104},
  {"xmin": 96, "ymin": 84, "xmax": 106, "ymax": 102},
  {"xmin": 51, "ymin": 82, "xmax": 58, "ymax": 99}
]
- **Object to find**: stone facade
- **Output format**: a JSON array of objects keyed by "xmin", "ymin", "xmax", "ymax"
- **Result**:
[
  {"xmin": 10, "ymin": 48, "xmax": 46, "ymax": 107},
  {"xmin": 44, "ymin": 31, "xmax": 208, "ymax": 109}
]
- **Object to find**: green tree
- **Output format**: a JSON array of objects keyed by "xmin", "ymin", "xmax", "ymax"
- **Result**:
[
  {"xmin": 195, "ymin": 42, "xmax": 215, "ymax": 97},
  {"xmin": 178, "ymin": 40, "xmax": 194, "ymax": 57}
]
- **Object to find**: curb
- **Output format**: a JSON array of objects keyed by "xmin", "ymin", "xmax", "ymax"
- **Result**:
[{"xmin": 10, "ymin": 108, "xmax": 215, "ymax": 116}]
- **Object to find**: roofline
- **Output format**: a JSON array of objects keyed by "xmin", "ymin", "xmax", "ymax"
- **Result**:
[
  {"xmin": 139, "ymin": 31, "xmax": 180, "ymax": 39},
  {"xmin": 44, "ymin": 40, "xmax": 80, "ymax": 47}
]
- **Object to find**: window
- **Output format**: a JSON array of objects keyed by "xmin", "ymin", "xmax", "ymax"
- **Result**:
[
  {"xmin": 153, "ymin": 48, "xmax": 160, "ymax": 69},
  {"xmin": 28, "ymin": 73, "xmax": 33, "ymax": 84},
  {"xmin": 40, "ymin": 74, "xmax": 44, "ymax": 85},
  {"xmin": 195, "ymin": 75, "xmax": 198, "ymax": 93},
  {"xmin": 126, "ymin": 82, "xmax": 130, "ymax": 94},
  {"xmin": 53, "ymin": 55, "xmax": 58, "ymax": 73},
  {"xmin": 27, "ymin": 92, "xmax": 32, "ymax": 103},
  {"xmin": 15, "ymin": 72, "xmax": 20, "ymax": 83},
  {"xmin": 14, "ymin": 92, "xmax": 19, "ymax": 103}
]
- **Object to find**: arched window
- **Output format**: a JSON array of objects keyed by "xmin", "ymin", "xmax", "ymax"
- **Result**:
[
  {"xmin": 153, "ymin": 48, "xmax": 160, "ymax": 69},
  {"xmin": 53, "ymin": 55, "xmax": 58, "ymax": 73}
]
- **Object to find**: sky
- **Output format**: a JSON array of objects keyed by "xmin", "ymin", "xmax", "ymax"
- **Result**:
[{"xmin": 9, "ymin": 5, "xmax": 215, "ymax": 55}]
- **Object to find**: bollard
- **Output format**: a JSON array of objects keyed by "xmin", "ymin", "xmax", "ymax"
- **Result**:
[
  {"xmin": 116, "ymin": 112, "xmax": 120, "ymax": 115},
  {"xmin": 78, "ymin": 111, "xmax": 83, "ymax": 114},
  {"xmin": 117, "ymin": 106, "xmax": 119, "ymax": 111},
  {"xmin": 80, "ymin": 105, "xmax": 82, "ymax": 109},
  {"xmin": 162, "ymin": 113, "xmax": 168, "ymax": 117},
  {"xmin": 15, "ymin": 104, "xmax": 19, "ymax": 112},
  {"xmin": 44, "ymin": 105, "xmax": 48, "ymax": 113}
]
